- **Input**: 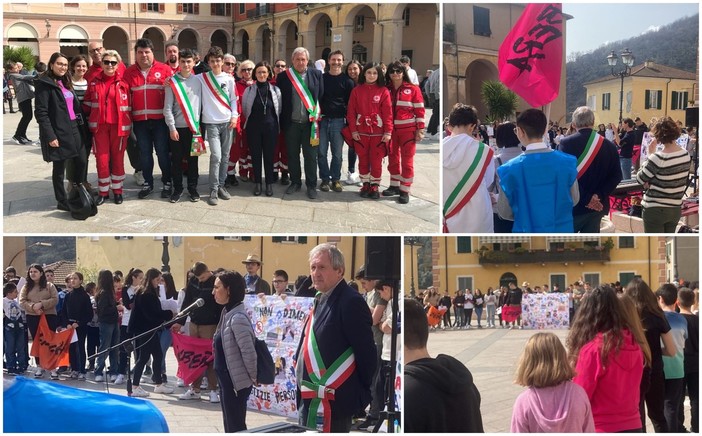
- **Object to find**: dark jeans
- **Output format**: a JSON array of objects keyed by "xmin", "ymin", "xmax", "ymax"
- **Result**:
[
  {"xmin": 443, "ymin": 310, "xmax": 452, "ymax": 327},
  {"xmin": 664, "ymin": 378, "xmax": 685, "ymax": 432},
  {"xmin": 66, "ymin": 125, "xmax": 91, "ymax": 184},
  {"xmin": 69, "ymin": 325, "xmax": 88, "ymax": 374},
  {"xmin": 493, "ymin": 213, "xmax": 514, "ymax": 233},
  {"xmin": 15, "ymin": 98, "xmax": 32, "ymax": 138},
  {"xmin": 216, "ymin": 363, "xmax": 252, "ymax": 433},
  {"xmin": 299, "ymin": 403, "xmax": 353, "ymax": 432},
  {"xmin": 132, "ymin": 332, "xmax": 164, "ymax": 386},
  {"xmin": 285, "ymin": 122, "xmax": 317, "ymax": 188},
  {"xmin": 118, "ymin": 325, "xmax": 133, "ymax": 375},
  {"xmin": 94, "ymin": 321, "xmax": 119, "ymax": 376},
  {"xmin": 27, "ymin": 314, "xmax": 57, "ymax": 367},
  {"xmin": 573, "ymin": 211, "xmax": 605, "ymax": 233},
  {"xmin": 4, "ymin": 325, "xmax": 27, "ymax": 372},
  {"xmin": 52, "ymin": 122, "xmax": 86, "ymax": 205},
  {"xmin": 347, "ymin": 147, "xmax": 357, "ymax": 173},
  {"xmin": 427, "ymin": 96, "xmax": 440, "ymax": 135},
  {"xmin": 126, "ymin": 132, "xmax": 141, "ymax": 172},
  {"xmin": 86, "ymin": 325, "xmax": 99, "ymax": 368},
  {"xmin": 247, "ymin": 121, "xmax": 278, "ymax": 184},
  {"xmin": 317, "ymin": 117, "xmax": 344, "ymax": 182},
  {"xmin": 465, "ymin": 308, "xmax": 473, "ymax": 326},
  {"xmin": 474, "ymin": 307, "xmax": 483, "ymax": 326},
  {"xmin": 640, "ymin": 367, "xmax": 668, "ymax": 432},
  {"xmin": 368, "ymin": 342, "xmax": 384, "ymax": 418},
  {"xmin": 169, "ymin": 127, "xmax": 199, "ymax": 192},
  {"xmin": 133, "ymin": 119, "xmax": 171, "ymax": 187},
  {"xmin": 680, "ymin": 371, "xmax": 699, "ymax": 432}
]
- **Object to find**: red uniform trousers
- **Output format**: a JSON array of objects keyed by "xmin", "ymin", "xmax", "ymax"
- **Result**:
[
  {"xmin": 93, "ymin": 123, "xmax": 126, "ymax": 195},
  {"xmin": 273, "ymin": 131, "xmax": 288, "ymax": 173},
  {"xmin": 388, "ymin": 128, "xmax": 417, "ymax": 193},
  {"xmin": 356, "ymin": 134, "xmax": 385, "ymax": 185}
]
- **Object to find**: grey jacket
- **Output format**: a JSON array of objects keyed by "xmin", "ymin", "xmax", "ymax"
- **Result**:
[
  {"xmin": 9, "ymin": 73, "xmax": 35, "ymax": 103},
  {"xmin": 216, "ymin": 303, "xmax": 257, "ymax": 392},
  {"xmin": 242, "ymin": 82, "xmax": 282, "ymax": 130},
  {"xmin": 163, "ymin": 73, "xmax": 202, "ymax": 132}
]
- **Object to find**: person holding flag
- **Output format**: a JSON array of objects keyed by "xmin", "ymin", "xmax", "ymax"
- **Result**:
[
  {"xmin": 276, "ymin": 47, "xmax": 324, "ymax": 199},
  {"xmin": 200, "ymin": 46, "xmax": 238, "ymax": 207},
  {"xmin": 558, "ymin": 106, "xmax": 622, "ymax": 233},
  {"xmin": 164, "ymin": 48, "xmax": 204, "ymax": 203},
  {"xmin": 442, "ymin": 103, "xmax": 495, "ymax": 232}
]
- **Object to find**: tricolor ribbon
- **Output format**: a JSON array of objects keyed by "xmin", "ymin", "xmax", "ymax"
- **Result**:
[
  {"xmin": 287, "ymin": 68, "xmax": 321, "ymax": 146},
  {"xmin": 576, "ymin": 130, "xmax": 605, "ymax": 179},
  {"xmin": 170, "ymin": 74, "xmax": 207, "ymax": 156}
]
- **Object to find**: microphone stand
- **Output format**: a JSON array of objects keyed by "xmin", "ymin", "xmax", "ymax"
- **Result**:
[{"xmin": 372, "ymin": 280, "xmax": 400, "ymax": 433}]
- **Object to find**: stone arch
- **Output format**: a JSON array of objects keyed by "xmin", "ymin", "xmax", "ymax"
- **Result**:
[
  {"xmin": 209, "ymin": 29, "xmax": 230, "ymax": 53},
  {"xmin": 254, "ymin": 23, "xmax": 272, "ymax": 63},
  {"xmin": 499, "ymin": 272, "xmax": 518, "ymax": 289},
  {"xmin": 344, "ymin": 5, "xmax": 375, "ymax": 63},
  {"xmin": 143, "ymin": 26, "xmax": 167, "ymax": 61},
  {"xmin": 235, "ymin": 29, "xmax": 250, "ymax": 60},
  {"xmin": 58, "ymin": 24, "xmax": 89, "ymax": 58},
  {"xmin": 465, "ymin": 59, "xmax": 499, "ymax": 119},
  {"xmin": 176, "ymin": 28, "xmax": 199, "ymax": 52},
  {"xmin": 307, "ymin": 12, "xmax": 332, "ymax": 61},
  {"xmin": 5, "ymin": 22, "xmax": 40, "ymax": 57},
  {"xmin": 101, "ymin": 26, "xmax": 129, "ymax": 61},
  {"xmin": 277, "ymin": 19, "xmax": 298, "ymax": 62}
]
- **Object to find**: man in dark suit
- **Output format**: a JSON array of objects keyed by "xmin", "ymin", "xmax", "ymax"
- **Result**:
[
  {"xmin": 559, "ymin": 106, "xmax": 622, "ymax": 233},
  {"xmin": 276, "ymin": 47, "xmax": 325, "ymax": 199},
  {"xmin": 295, "ymin": 243, "xmax": 376, "ymax": 432}
]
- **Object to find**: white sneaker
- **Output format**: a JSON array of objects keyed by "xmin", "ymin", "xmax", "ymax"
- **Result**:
[
  {"xmin": 200, "ymin": 377, "xmax": 208, "ymax": 389},
  {"xmin": 209, "ymin": 390, "xmax": 220, "ymax": 403},
  {"xmin": 154, "ymin": 384, "xmax": 174, "ymax": 394},
  {"xmin": 109, "ymin": 374, "xmax": 117, "ymax": 383},
  {"xmin": 343, "ymin": 171, "xmax": 355, "ymax": 185},
  {"xmin": 179, "ymin": 389, "xmax": 200, "ymax": 400},
  {"xmin": 78, "ymin": 373, "xmax": 86, "ymax": 380},
  {"xmin": 176, "ymin": 378, "xmax": 185, "ymax": 387},
  {"xmin": 34, "ymin": 369, "xmax": 43, "ymax": 378},
  {"xmin": 95, "ymin": 375, "xmax": 104, "ymax": 382},
  {"xmin": 113, "ymin": 374, "xmax": 125, "ymax": 385},
  {"xmin": 50, "ymin": 371, "xmax": 59, "ymax": 380},
  {"xmin": 132, "ymin": 385, "xmax": 150, "ymax": 398},
  {"xmin": 134, "ymin": 170, "xmax": 145, "ymax": 186}
]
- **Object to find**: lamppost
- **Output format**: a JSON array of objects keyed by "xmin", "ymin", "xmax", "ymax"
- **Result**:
[
  {"xmin": 8, "ymin": 242, "xmax": 52, "ymax": 268},
  {"xmin": 160, "ymin": 236, "xmax": 170, "ymax": 273},
  {"xmin": 607, "ymin": 48, "xmax": 635, "ymax": 124},
  {"xmin": 405, "ymin": 237, "xmax": 418, "ymax": 298}
]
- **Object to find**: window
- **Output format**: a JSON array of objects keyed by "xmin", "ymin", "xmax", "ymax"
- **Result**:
[
  {"xmin": 458, "ymin": 276, "xmax": 473, "ymax": 291},
  {"xmin": 211, "ymin": 3, "xmax": 231, "ymax": 16},
  {"xmin": 272, "ymin": 236, "xmax": 308, "ymax": 244},
  {"xmin": 493, "ymin": 243, "xmax": 522, "ymax": 251},
  {"xmin": 355, "ymin": 15, "xmax": 365, "ymax": 32},
  {"xmin": 619, "ymin": 272, "xmax": 637, "ymax": 286},
  {"xmin": 107, "ymin": 3, "xmax": 120, "ymax": 9},
  {"xmin": 403, "ymin": 7, "xmax": 411, "ymax": 26},
  {"xmin": 549, "ymin": 242, "xmax": 565, "ymax": 251},
  {"xmin": 239, "ymin": 4, "xmax": 245, "ymax": 14},
  {"xmin": 671, "ymin": 91, "xmax": 689, "ymax": 110},
  {"xmin": 550, "ymin": 274, "xmax": 566, "ymax": 291},
  {"xmin": 113, "ymin": 236, "xmax": 134, "ymax": 240},
  {"xmin": 177, "ymin": 3, "xmax": 198, "ymax": 14},
  {"xmin": 587, "ymin": 95, "xmax": 597, "ymax": 111},
  {"xmin": 602, "ymin": 93, "xmax": 611, "ymax": 110},
  {"xmin": 143, "ymin": 3, "xmax": 162, "ymax": 12},
  {"xmin": 618, "ymin": 236, "xmax": 635, "ymax": 249},
  {"xmin": 213, "ymin": 236, "xmax": 252, "ymax": 241},
  {"xmin": 64, "ymin": 3, "xmax": 78, "ymax": 7},
  {"xmin": 473, "ymin": 6, "xmax": 491, "ymax": 37},
  {"xmin": 583, "ymin": 273, "xmax": 600, "ymax": 287},
  {"xmin": 325, "ymin": 20, "xmax": 332, "ymax": 37},
  {"xmin": 645, "ymin": 89, "xmax": 663, "ymax": 110},
  {"xmin": 456, "ymin": 237, "xmax": 472, "ymax": 253}
]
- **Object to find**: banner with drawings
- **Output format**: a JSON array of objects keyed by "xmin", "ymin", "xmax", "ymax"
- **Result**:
[
  {"xmin": 520, "ymin": 293, "xmax": 570, "ymax": 329},
  {"xmin": 244, "ymin": 294, "xmax": 314, "ymax": 418}
]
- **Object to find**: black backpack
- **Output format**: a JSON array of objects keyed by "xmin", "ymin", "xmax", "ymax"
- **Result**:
[
  {"xmin": 67, "ymin": 183, "xmax": 97, "ymax": 220},
  {"xmin": 254, "ymin": 338, "xmax": 275, "ymax": 385}
]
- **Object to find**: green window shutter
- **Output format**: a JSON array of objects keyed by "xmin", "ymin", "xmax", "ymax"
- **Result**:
[
  {"xmin": 272, "ymin": 237, "xmax": 283, "ymax": 243},
  {"xmin": 645, "ymin": 90, "xmax": 650, "ymax": 109},
  {"xmin": 242, "ymin": 236, "xmax": 252, "ymax": 241},
  {"xmin": 298, "ymin": 237, "xmax": 307, "ymax": 244},
  {"xmin": 657, "ymin": 90, "xmax": 662, "ymax": 110},
  {"xmin": 683, "ymin": 92, "xmax": 689, "ymax": 109},
  {"xmin": 457, "ymin": 237, "xmax": 472, "ymax": 253},
  {"xmin": 671, "ymin": 91, "xmax": 678, "ymax": 110}
]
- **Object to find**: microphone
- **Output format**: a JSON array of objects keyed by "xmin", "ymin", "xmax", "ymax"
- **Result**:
[{"xmin": 176, "ymin": 298, "xmax": 204, "ymax": 318}]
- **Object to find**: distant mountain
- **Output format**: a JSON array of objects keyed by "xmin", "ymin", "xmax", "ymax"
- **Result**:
[{"xmin": 566, "ymin": 14, "xmax": 698, "ymax": 116}]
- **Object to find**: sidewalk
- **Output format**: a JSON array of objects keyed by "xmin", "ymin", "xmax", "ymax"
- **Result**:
[{"xmin": 3, "ymin": 110, "xmax": 439, "ymax": 233}]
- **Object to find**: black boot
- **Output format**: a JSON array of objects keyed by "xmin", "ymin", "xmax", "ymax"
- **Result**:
[
  {"xmin": 254, "ymin": 183, "xmax": 262, "ymax": 196},
  {"xmin": 265, "ymin": 184, "xmax": 273, "ymax": 197}
]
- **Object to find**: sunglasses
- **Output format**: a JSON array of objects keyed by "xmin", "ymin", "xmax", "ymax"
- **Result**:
[
  {"xmin": 275, "ymin": 64, "xmax": 286, "ymax": 68},
  {"xmin": 389, "ymin": 70, "xmax": 403, "ymax": 74},
  {"xmin": 224, "ymin": 62, "xmax": 236, "ymax": 66},
  {"xmin": 241, "ymin": 68, "xmax": 253, "ymax": 72},
  {"xmin": 102, "ymin": 60, "xmax": 118, "ymax": 66},
  {"xmin": 89, "ymin": 47, "xmax": 103, "ymax": 53}
]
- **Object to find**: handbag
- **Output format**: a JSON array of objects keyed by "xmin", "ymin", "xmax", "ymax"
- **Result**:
[
  {"xmin": 67, "ymin": 183, "xmax": 97, "ymax": 220},
  {"xmin": 254, "ymin": 338, "xmax": 275, "ymax": 385}
]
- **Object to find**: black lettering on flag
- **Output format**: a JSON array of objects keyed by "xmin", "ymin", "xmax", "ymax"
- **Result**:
[{"xmin": 507, "ymin": 5, "xmax": 563, "ymax": 76}]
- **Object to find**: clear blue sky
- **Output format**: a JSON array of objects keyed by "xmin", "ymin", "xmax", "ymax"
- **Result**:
[{"xmin": 563, "ymin": 3, "xmax": 699, "ymax": 56}]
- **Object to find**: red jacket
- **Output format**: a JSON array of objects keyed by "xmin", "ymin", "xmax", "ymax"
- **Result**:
[
  {"xmin": 346, "ymin": 84, "xmax": 393, "ymax": 136},
  {"xmin": 122, "ymin": 61, "xmax": 172, "ymax": 121},
  {"xmin": 83, "ymin": 71, "xmax": 131, "ymax": 137},
  {"xmin": 389, "ymin": 82, "xmax": 425, "ymax": 130}
]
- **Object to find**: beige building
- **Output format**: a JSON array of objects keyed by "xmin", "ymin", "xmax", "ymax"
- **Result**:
[
  {"xmin": 443, "ymin": 3, "xmax": 568, "ymax": 124},
  {"xmin": 584, "ymin": 61, "xmax": 697, "ymax": 126},
  {"xmin": 3, "ymin": 3, "xmax": 438, "ymax": 73},
  {"xmin": 403, "ymin": 236, "xmax": 693, "ymax": 297}
]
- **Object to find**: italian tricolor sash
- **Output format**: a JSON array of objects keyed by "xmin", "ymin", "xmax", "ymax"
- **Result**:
[
  {"xmin": 300, "ymin": 308, "xmax": 356, "ymax": 432},
  {"xmin": 202, "ymin": 71, "xmax": 231, "ymax": 111},
  {"xmin": 287, "ymin": 68, "xmax": 321, "ymax": 146},
  {"xmin": 443, "ymin": 141, "xmax": 494, "ymax": 232},
  {"xmin": 576, "ymin": 130, "xmax": 604, "ymax": 178},
  {"xmin": 170, "ymin": 74, "xmax": 206, "ymax": 156}
]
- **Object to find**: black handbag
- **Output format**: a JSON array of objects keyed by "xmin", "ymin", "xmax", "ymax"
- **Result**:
[
  {"xmin": 254, "ymin": 338, "xmax": 275, "ymax": 385},
  {"xmin": 67, "ymin": 183, "xmax": 97, "ymax": 220}
]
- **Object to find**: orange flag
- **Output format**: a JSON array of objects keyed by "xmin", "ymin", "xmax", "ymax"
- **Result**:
[
  {"xmin": 426, "ymin": 306, "xmax": 446, "ymax": 327},
  {"xmin": 30, "ymin": 314, "xmax": 72, "ymax": 370}
]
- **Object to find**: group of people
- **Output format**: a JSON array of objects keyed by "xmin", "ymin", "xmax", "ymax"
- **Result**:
[
  {"xmin": 404, "ymin": 278, "xmax": 699, "ymax": 434},
  {"xmin": 21, "ymin": 38, "xmax": 429, "ymax": 215},
  {"xmin": 443, "ymin": 104, "xmax": 694, "ymax": 233},
  {"xmin": 3, "ymin": 243, "xmax": 393, "ymax": 433}
]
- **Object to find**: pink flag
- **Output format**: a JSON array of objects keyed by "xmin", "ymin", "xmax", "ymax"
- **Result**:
[
  {"xmin": 498, "ymin": 3, "xmax": 564, "ymax": 107},
  {"xmin": 172, "ymin": 333, "xmax": 214, "ymax": 386}
]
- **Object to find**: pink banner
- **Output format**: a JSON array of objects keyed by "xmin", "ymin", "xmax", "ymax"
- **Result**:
[{"xmin": 172, "ymin": 333, "xmax": 213, "ymax": 386}]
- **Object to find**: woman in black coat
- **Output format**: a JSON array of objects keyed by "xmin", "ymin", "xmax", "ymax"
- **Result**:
[
  {"xmin": 34, "ymin": 52, "xmax": 85, "ymax": 212},
  {"xmin": 62, "ymin": 271, "xmax": 94, "ymax": 379}
]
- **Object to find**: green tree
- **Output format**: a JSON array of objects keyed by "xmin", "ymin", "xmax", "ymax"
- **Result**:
[
  {"xmin": 481, "ymin": 80, "xmax": 518, "ymax": 123},
  {"xmin": 3, "ymin": 46, "xmax": 36, "ymax": 71}
]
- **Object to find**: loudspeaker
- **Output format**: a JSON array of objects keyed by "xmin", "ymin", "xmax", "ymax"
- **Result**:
[
  {"xmin": 364, "ymin": 237, "xmax": 401, "ymax": 281},
  {"xmin": 685, "ymin": 107, "xmax": 698, "ymax": 128}
]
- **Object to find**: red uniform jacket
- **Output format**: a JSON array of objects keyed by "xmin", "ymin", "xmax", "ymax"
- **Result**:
[
  {"xmin": 122, "ymin": 61, "xmax": 172, "ymax": 121},
  {"xmin": 347, "ymin": 84, "xmax": 393, "ymax": 136},
  {"xmin": 83, "ymin": 71, "xmax": 132, "ymax": 137},
  {"xmin": 389, "ymin": 82, "xmax": 425, "ymax": 130}
]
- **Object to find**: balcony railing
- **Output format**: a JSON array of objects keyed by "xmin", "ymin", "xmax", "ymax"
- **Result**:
[
  {"xmin": 247, "ymin": 5, "xmax": 270, "ymax": 19},
  {"xmin": 478, "ymin": 248, "xmax": 611, "ymax": 265}
]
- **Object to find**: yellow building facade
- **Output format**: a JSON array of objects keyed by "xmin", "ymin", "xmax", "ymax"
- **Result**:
[
  {"xmin": 584, "ymin": 61, "xmax": 697, "ymax": 126},
  {"xmin": 443, "ymin": 3, "xmax": 568, "ymax": 124},
  {"xmin": 405, "ymin": 236, "xmax": 669, "ymax": 296},
  {"xmin": 76, "ymin": 236, "xmax": 369, "ymax": 290}
]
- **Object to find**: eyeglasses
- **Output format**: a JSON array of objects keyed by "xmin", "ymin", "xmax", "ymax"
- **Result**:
[
  {"xmin": 102, "ymin": 60, "xmax": 118, "ymax": 67},
  {"xmin": 54, "ymin": 62, "xmax": 68, "ymax": 68},
  {"xmin": 241, "ymin": 68, "xmax": 253, "ymax": 72},
  {"xmin": 89, "ymin": 47, "xmax": 103, "ymax": 53},
  {"xmin": 224, "ymin": 62, "xmax": 236, "ymax": 66},
  {"xmin": 275, "ymin": 64, "xmax": 286, "ymax": 69}
]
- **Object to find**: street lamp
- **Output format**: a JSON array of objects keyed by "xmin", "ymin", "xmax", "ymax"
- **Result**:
[
  {"xmin": 8, "ymin": 242, "xmax": 53, "ymax": 268},
  {"xmin": 607, "ymin": 48, "xmax": 635, "ymax": 124},
  {"xmin": 405, "ymin": 237, "xmax": 418, "ymax": 298},
  {"xmin": 160, "ymin": 236, "xmax": 170, "ymax": 273}
]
